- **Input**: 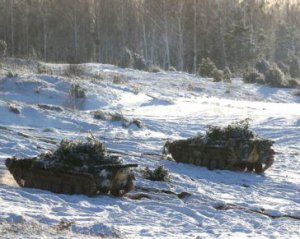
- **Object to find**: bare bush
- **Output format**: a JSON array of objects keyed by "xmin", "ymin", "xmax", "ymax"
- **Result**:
[
  {"xmin": 6, "ymin": 71, "xmax": 18, "ymax": 78},
  {"xmin": 37, "ymin": 63, "xmax": 53, "ymax": 75},
  {"xmin": 64, "ymin": 64, "xmax": 83, "ymax": 77},
  {"xmin": 148, "ymin": 65, "xmax": 162, "ymax": 73},
  {"xmin": 212, "ymin": 69, "xmax": 224, "ymax": 82},
  {"xmin": 112, "ymin": 74, "xmax": 124, "ymax": 84},
  {"xmin": 38, "ymin": 104, "xmax": 63, "ymax": 112},
  {"xmin": 243, "ymin": 69, "xmax": 265, "ymax": 84},
  {"xmin": 56, "ymin": 220, "xmax": 74, "ymax": 232},
  {"xmin": 92, "ymin": 110, "xmax": 143, "ymax": 128},
  {"xmin": 69, "ymin": 83, "xmax": 86, "ymax": 99},
  {"xmin": 168, "ymin": 66, "xmax": 177, "ymax": 72},
  {"xmin": 223, "ymin": 67, "xmax": 232, "ymax": 83},
  {"xmin": 8, "ymin": 104, "xmax": 21, "ymax": 114},
  {"xmin": 140, "ymin": 166, "xmax": 169, "ymax": 181}
]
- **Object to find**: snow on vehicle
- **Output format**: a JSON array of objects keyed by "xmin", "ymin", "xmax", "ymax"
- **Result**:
[
  {"xmin": 163, "ymin": 121, "xmax": 275, "ymax": 173},
  {"xmin": 6, "ymin": 137, "xmax": 137, "ymax": 196}
]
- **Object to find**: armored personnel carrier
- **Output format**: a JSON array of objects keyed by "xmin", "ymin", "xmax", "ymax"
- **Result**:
[
  {"xmin": 163, "ymin": 121, "xmax": 275, "ymax": 173},
  {"xmin": 6, "ymin": 137, "xmax": 137, "ymax": 196}
]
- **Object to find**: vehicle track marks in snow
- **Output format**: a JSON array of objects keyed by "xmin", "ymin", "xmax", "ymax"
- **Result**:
[{"xmin": 0, "ymin": 63, "xmax": 299, "ymax": 238}]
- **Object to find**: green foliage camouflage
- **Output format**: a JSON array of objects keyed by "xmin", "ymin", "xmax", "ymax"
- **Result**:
[
  {"xmin": 185, "ymin": 120, "xmax": 256, "ymax": 144},
  {"xmin": 164, "ymin": 120, "xmax": 275, "ymax": 173},
  {"xmin": 205, "ymin": 120, "xmax": 253, "ymax": 141},
  {"xmin": 5, "ymin": 136, "xmax": 137, "ymax": 196},
  {"xmin": 39, "ymin": 136, "xmax": 122, "ymax": 171}
]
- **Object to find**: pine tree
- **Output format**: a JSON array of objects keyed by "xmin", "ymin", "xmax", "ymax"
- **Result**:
[
  {"xmin": 274, "ymin": 24, "xmax": 295, "ymax": 63},
  {"xmin": 225, "ymin": 22, "xmax": 255, "ymax": 71},
  {"xmin": 0, "ymin": 40, "xmax": 7, "ymax": 57},
  {"xmin": 0, "ymin": 0, "xmax": 299, "ymax": 73},
  {"xmin": 199, "ymin": 58, "xmax": 217, "ymax": 77},
  {"xmin": 289, "ymin": 55, "xmax": 300, "ymax": 78}
]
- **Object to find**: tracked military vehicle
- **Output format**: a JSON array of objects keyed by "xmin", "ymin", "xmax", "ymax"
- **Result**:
[
  {"xmin": 6, "ymin": 137, "xmax": 137, "ymax": 196},
  {"xmin": 163, "ymin": 121, "xmax": 275, "ymax": 173}
]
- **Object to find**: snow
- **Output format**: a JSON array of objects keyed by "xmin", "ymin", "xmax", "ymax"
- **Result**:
[{"xmin": 0, "ymin": 62, "xmax": 299, "ymax": 238}]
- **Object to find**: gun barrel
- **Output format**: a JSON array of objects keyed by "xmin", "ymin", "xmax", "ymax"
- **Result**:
[{"xmin": 94, "ymin": 163, "xmax": 138, "ymax": 170}]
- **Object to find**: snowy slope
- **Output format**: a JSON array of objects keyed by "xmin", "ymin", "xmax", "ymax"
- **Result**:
[{"xmin": 0, "ymin": 61, "xmax": 299, "ymax": 238}]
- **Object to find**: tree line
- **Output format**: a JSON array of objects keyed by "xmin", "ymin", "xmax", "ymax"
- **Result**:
[{"xmin": 0, "ymin": 0, "xmax": 299, "ymax": 73}]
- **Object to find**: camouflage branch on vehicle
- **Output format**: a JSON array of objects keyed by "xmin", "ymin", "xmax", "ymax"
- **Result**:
[
  {"xmin": 163, "ymin": 121, "xmax": 275, "ymax": 173},
  {"xmin": 5, "ymin": 137, "xmax": 137, "ymax": 196}
]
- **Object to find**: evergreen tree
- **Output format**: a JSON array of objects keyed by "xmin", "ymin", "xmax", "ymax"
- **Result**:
[
  {"xmin": 255, "ymin": 58, "xmax": 270, "ymax": 74},
  {"xmin": 223, "ymin": 67, "xmax": 232, "ymax": 82},
  {"xmin": 264, "ymin": 64, "xmax": 286, "ymax": 87},
  {"xmin": 289, "ymin": 55, "xmax": 300, "ymax": 78},
  {"xmin": 0, "ymin": 40, "xmax": 7, "ymax": 57},
  {"xmin": 199, "ymin": 58, "xmax": 217, "ymax": 77},
  {"xmin": 274, "ymin": 24, "xmax": 295, "ymax": 63},
  {"xmin": 225, "ymin": 23, "xmax": 255, "ymax": 71},
  {"xmin": 0, "ymin": 0, "xmax": 298, "ymax": 73}
]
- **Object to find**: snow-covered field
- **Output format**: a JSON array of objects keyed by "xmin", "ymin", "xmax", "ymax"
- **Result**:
[{"xmin": 0, "ymin": 59, "xmax": 299, "ymax": 238}]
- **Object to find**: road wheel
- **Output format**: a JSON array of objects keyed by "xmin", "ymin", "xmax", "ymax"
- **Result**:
[
  {"xmin": 247, "ymin": 163, "xmax": 254, "ymax": 172},
  {"xmin": 209, "ymin": 159, "xmax": 217, "ymax": 170},
  {"xmin": 51, "ymin": 183, "xmax": 62, "ymax": 193},
  {"xmin": 74, "ymin": 185, "xmax": 83, "ymax": 194},
  {"xmin": 201, "ymin": 158, "xmax": 209, "ymax": 167},
  {"xmin": 239, "ymin": 162, "xmax": 247, "ymax": 171},
  {"xmin": 255, "ymin": 163, "xmax": 263, "ymax": 173},
  {"xmin": 217, "ymin": 159, "xmax": 226, "ymax": 170},
  {"xmin": 62, "ymin": 184, "xmax": 73, "ymax": 194}
]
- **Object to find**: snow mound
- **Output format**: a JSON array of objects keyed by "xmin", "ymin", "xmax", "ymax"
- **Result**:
[{"xmin": 0, "ymin": 62, "xmax": 299, "ymax": 238}]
